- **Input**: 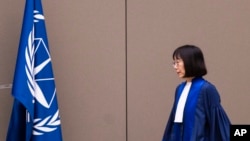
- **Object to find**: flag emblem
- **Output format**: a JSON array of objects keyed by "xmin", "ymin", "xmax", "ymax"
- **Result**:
[
  {"xmin": 25, "ymin": 26, "xmax": 56, "ymax": 109},
  {"xmin": 25, "ymin": 26, "xmax": 61, "ymax": 136}
]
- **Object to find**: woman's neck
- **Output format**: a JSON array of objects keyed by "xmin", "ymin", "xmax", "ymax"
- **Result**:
[{"xmin": 185, "ymin": 77, "xmax": 194, "ymax": 82}]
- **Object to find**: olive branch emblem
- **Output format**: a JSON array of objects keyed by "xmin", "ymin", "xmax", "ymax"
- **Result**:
[{"xmin": 33, "ymin": 110, "xmax": 61, "ymax": 135}]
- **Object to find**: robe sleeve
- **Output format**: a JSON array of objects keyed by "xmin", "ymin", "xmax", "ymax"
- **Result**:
[{"xmin": 203, "ymin": 82, "xmax": 231, "ymax": 141}]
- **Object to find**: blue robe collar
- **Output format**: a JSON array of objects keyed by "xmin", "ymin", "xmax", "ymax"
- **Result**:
[{"xmin": 175, "ymin": 77, "xmax": 205, "ymax": 140}]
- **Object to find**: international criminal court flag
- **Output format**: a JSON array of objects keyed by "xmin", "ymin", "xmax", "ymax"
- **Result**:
[{"xmin": 6, "ymin": 0, "xmax": 63, "ymax": 141}]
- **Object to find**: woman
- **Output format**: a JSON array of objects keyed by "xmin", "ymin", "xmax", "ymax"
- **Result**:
[{"xmin": 162, "ymin": 45, "xmax": 231, "ymax": 141}]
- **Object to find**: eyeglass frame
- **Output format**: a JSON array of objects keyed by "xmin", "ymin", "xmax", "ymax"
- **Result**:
[{"xmin": 172, "ymin": 59, "xmax": 183, "ymax": 67}]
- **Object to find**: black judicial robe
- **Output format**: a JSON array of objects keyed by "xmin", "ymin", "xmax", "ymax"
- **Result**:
[{"xmin": 162, "ymin": 77, "xmax": 231, "ymax": 141}]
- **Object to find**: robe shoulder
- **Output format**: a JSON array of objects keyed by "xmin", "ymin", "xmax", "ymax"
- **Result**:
[
  {"xmin": 194, "ymin": 80, "xmax": 231, "ymax": 141},
  {"xmin": 200, "ymin": 81, "xmax": 223, "ymax": 107}
]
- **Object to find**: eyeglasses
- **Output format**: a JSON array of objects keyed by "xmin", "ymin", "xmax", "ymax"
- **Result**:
[{"xmin": 172, "ymin": 60, "xmax": 182, "ymax": 67}]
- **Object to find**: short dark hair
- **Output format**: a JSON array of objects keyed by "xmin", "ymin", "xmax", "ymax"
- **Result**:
[{"xmin": 173, "ymin": 45, "xmax": 207, "ymax": 77}]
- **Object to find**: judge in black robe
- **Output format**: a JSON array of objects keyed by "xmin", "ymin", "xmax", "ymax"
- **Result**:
[{"xmin": 162, "ymin": 45, "xmax": 231, "ymax": 141}]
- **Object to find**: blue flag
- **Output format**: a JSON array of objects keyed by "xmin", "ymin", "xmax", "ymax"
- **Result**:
[{"xmin": 6, "ymin": 0, "xmax": 63, "ymax": 140}]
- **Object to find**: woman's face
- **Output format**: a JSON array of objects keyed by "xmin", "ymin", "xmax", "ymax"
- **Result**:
[{"xmin": 173, "ymin": 57, "xmax": 185, "ymax": 78}]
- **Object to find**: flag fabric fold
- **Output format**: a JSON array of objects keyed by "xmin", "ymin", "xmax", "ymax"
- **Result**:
[{"xmin": 7, "ymin": 0, "xmax": 63, "ymax": 140}]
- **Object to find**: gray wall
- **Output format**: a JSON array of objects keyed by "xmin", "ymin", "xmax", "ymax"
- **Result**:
[{"xmin": 1, "ymin": 0, "xmax": 250, "ymax": 141}]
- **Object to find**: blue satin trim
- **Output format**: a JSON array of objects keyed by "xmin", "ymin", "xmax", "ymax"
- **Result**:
[{"xmin": 174, "ymin": 77, "xmax": 205, "ymax": 141}]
